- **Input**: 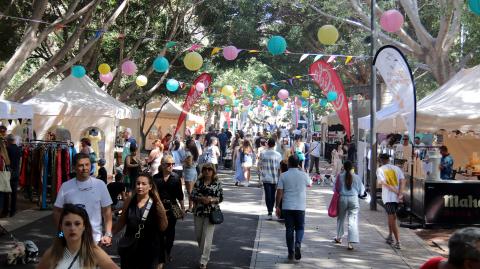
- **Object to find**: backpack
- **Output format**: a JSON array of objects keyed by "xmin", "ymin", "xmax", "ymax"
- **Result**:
[
  {"xmin": 89, "ymin": 151, "xmax": 97, "ymax": 163},
  {"xmin": 198, "ymin": 147, "xmax": 213, "ymax": 165}
]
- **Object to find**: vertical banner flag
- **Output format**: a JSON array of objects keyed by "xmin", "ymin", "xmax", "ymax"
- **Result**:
[
  {"xmin": 225, "ymin": 112, "xmax": 231, "ymax": 129},
  {"xmin": 174, "ymin": 73, "xmax": 213, "ymax": 136},
  {"xmin": 373, "ymin": 45, "xmax": 416, "ymax": 142},
  {"xmin": 309, "ymin": 60, "xmax": 351, "ymax": 138}
]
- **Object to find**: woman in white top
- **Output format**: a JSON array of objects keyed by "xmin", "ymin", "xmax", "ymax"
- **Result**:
[
  {"xmin": 146, "ymin": 139, "xmax": 163, "ymax": 176},
  {"xmin": 331, "ymin": 142, "xmax": 344, "ymax": 176},
  {"xmin": 171, "ymin": 140, "xmax": 185, "ymax": 178},
  {"xmin": 206, "ymin": 137, "xmax": 221, "ymax": 171},
  {"xmin": 37, "ymin": 204, "xmax": 118, "ymax": 269}
]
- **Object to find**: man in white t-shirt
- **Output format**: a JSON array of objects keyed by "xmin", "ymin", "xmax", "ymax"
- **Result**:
[
  {"xmin": 376, "ymin": 153, "xmax": 406, "ymax": 250},
  {"xmin": 54, "ymin": 153, "xmax": 113, "ymax": 245},
  {"xmin": 308, "ymin": 136, "xmax": 321, "ymax": 174}
]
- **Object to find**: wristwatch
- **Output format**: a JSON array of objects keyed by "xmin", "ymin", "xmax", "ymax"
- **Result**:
[{"xmin": 104, "ymin": 232, "xmax": 113, "ymax": 238}]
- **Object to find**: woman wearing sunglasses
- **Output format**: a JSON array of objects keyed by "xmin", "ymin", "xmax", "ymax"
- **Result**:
[
  {"xmin": 191, "ymin": 163, "xmax": 224, "ymax": 269},
  {"xmin": 153, "ymin": 155, "xmax": 185, "ymax": 263},
  {"xmin": 37, "ymin": 204, "xmax": 118, "ymax": 269},
  {"xmin": 113, "ymin": 172, "xmax": 168, "ymax": 269}
]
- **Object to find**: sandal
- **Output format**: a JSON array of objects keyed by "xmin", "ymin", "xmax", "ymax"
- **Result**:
[
  {"xmin": 347, "ymin": 243, "xmax": 354, "ymax": 250},
  {"xmin": 333, "ymin": 238, "xmax": 342, "ymax": 244}
]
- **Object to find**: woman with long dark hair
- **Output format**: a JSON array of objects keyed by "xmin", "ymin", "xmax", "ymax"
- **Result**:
[
  {"xmin": 37, "ymin": 204, "xmax": 118, "ymax": 269},
  {"xmin": 113, "ymin": 172, "xmax": 168, "ymax": 269},
  {"xmin": 333, "ymin": 161, "xmax": 365, "ymax": 250}
]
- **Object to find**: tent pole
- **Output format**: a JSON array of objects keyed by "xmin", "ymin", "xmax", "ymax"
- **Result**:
[{"xmin": 369, "ymin": 0, "xmax": 378, "ymax": 211}]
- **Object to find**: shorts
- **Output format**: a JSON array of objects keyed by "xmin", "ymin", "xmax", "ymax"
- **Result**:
[
  {"xmin": 173, "ymin": 169, "xmax": 183, "ymax": 178},
  {"xmin": 384, "ymin": 202, "xmax": 398, "ymax": 215},
  {"xmin": 183, "ymin": 168, "xmax": 197, "ymax": 182}
]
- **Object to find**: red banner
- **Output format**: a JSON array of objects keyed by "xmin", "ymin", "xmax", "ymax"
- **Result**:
[
  {"xmin": 174, "ymin": 73, "xmax": 212, "ymax": 136},
  {"xmin": 309, "ymin": 60, "xmax": 351, "ymax": 138}
]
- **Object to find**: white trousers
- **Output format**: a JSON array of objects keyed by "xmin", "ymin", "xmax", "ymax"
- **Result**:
[{"xmin": 194, "ymin": 215, "xmax": 216, "ymax": 265}]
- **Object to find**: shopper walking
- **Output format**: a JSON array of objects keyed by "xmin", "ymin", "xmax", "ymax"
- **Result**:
[
  {"xmin": 308, "ymin": 136, "xmax": 321, "ymax": 174},
  {"xmin": 377, "ymin": 153, "xmax": 406, "ymax": 249},
  {"xmin": 275, "ymin": 155, "xmax": 311, "ymax": 260},
  {"xmin": 333, "ymin": 161, "xmax": 365, "ymax": 250},
  {"xmin": 37, "ymin": 204, "xmax": 118, "ymax": 269},
  {"xmin": 124, "ymin": 144, "xmax": 141, "ymax": 191},
  {"xmin": 184, "ymin": 138, "xmax": 199, "ymax": 212},
  {"xmin": 113, "ymin": 173, "xmax": 168, "ymax": 269},
  {"xmin": 331, "ymin": 142, "xmax": 344, "ymax": 176},
  {"xmin": 258, "ymin": 138, "xmax": 282, "ymax": 220},
  {"xmin": 153, "ymin": 155, "xmax": 185, "ymax": 263},
  {"xmin": 2, "ymin": 134, "xmax": 21, "ymax": 217},
  {"xmin": 191, "ymin": 163, "xmax": 224, "ymax": 269},
  {"xmin": 240, "ymin": 140, "xmax": 255, "ymax": 187},
  {"xmin": 146, "ymin": 139, "xmax": 163, "ymax": 176},
  {"xmin": 205, "ymin": 137, "xmax": 221, "ymax": 171}
]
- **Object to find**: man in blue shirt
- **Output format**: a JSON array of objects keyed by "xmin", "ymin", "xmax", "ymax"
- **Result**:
[
  {"xmin": 439, "ymin": 146, "xmax": 454, "ymax": 180},
  {"xmin": 218, "ymin": 128, "xmax": 228, "ymax": 163},
  {"xmin": 275, "ymin": 155, "xmax": 311, "ymax": 260}
]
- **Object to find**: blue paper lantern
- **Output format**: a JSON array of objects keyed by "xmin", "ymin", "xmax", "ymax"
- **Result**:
[
  {"xmin": 302, "ymin": 100, "xmax": 308, "ymax": 107},
  {"xmin": 166, "ymin": 79, "xmax": 179, "ymax": 92},
  {"xmin": 470, "ymin": 0, "xmax": 480, "ymax": 15},
  {"xmin": 153, "ymin": 56, "xmax": 169, "ymax": 72},
  {"xmin": 320, "ymin": 99, "xmax": 328, "ymax": 107},
  {"xmin": 72, "ymin": 65, "xmax": 86, "ymax": 78},
  {"xmin": 262, "ymin": 100, "xmax": 269, "ymax": 106},
  {"xmin": 327, "ymin": 91, "xmax": 338, "ymax": 102},
  {"xmin": 254, "ymin": 86, "xmax": 263, "ymax": 96},
  {"xmin": 275, "ymin": 105, "xmax": 282, "ymax": 111},
  {"xmin": 267, "ymin": 101, "xmax": 273, "ymax": 107},
  {"xmin": 225, "ymin": 106, "xmax": 231, "ymax": 112},
  {"xmin": 267, "ymin": 36, "xmax": 287, "ymax": 55}
]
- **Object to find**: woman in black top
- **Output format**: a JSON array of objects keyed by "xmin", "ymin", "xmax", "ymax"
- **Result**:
[
  {"xmin": 153, "ymin": 155, "xmax": 185, "ymax": 262},
  {"xmin": 113, "ymin": 172, "xmax": 168, "ymax": 269},
  {"xmin": 124, "ymin": 144, "xmax": 141, "ymax": 191}
]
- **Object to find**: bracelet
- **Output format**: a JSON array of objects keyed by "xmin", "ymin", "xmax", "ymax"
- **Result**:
[{"xmin": 104, "ymin": 232, "xmax": 113, "ymax": 238}]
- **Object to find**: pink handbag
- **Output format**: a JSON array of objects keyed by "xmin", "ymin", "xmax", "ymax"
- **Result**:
[{"xmin": 328, "ymin": 175, "xmax": 341, "ymax": 218}]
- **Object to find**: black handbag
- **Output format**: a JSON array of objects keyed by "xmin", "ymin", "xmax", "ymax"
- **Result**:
[
  {"xmin": 117, "ymin": 198, "xmax": 152, "ymax": 257},
  {"xmin": 209, "ymin": 207, "xmax": 224, "ymax": 224}
]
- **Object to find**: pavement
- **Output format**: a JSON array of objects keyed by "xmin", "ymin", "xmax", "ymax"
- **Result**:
[{"xmin": 0, "ymin": 165, "xmax": 438, "ymax": 268}]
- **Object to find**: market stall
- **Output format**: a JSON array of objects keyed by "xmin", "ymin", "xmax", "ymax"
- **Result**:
[
  {"xmin": 0, "ymin": 100, "xmax": 34, "ymax": 141},
  {"xmin": 359, "ymin": 64, "xmax": 480, "ymax": 226},
  {"xmin": 24, "ymin": 75, "xmax": 140, "ymax": 175}
]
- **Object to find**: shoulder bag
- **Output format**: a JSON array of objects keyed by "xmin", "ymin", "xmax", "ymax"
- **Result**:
[
  {"xmin": 328, "ymin": 175, "xmax": 341, "ymax": 218},
  {"xmin": 0, "ymin": 159, "xmax": 11, "ymax": 193},
  {"xmin": 117, "ymin": 198, "xmax": 152, "ymax": 257},
  {"xmin": 209, "ymin": 207, "xmax": 224, "ymax": 224}
]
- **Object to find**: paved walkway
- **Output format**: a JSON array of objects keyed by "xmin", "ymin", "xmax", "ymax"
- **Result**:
[{"xmin": 250, "ymin": 171, "xmax": 436, "ymax": 269}]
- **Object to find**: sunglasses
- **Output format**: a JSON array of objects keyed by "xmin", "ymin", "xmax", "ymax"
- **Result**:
[{"xmin": 164, "ymin": 163, "xmax": 175, "ymax": 167}]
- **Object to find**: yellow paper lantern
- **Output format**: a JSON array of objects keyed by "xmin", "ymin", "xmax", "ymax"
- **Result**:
[
  {"xmin": 318, "ymin": 25, "xmax": 339, "ymax": 45},
  {"xmin": 278, "ymin": 100, "xmax": 284, "ymax": 106},
  {"xmin": 184, "ymin": 52, "xmax": 203, "ymax": 71},
  {"xmin": 136, "ymin": 75, "xmax": 148, "ymax": 87},
  {"xmin": 98, "ymin": 63, "xmax": 111, "ymax": 75},
  {"xmin": 301, "ymin": 90, "xmax": 310, "ymax": 98},
  {"xmin": 221, "ymin": 85, "xmax": 234, "ymax": 96}
]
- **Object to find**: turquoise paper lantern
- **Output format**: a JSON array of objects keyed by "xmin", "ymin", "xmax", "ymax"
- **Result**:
[
  {"xmin": 166, "ymin": 79, "xmax": 179, "ymax": 92},
  {"xmin": 469, "ymin": 0, "xmax": 480, "ymax": 15},
  {"xmin": 254, "ymin": 87, "xmax": 263, "ymax": 96},
  {"xmin": 225, "ymin": 106, "xmax": 231, "ymax": 112},
  {"xmin": 209, "ymin": 96, "xmax": 214, "ymax": 104},
  {"xmin": 276, "ymin": 105, "xmax": 282, "ymax": 111},
  {"xmin": 72, "ymin": 65, "xmax": 86, "ymax": 78},
  {"xmin": 267, "ymin": 101, "xmax": 273, "ymax": 107},
  {"xmin": 267, "ymin": 36, "xmax": 287, "ymax": 55},
  {"xmin": 320, "ymin": 99, "xmax": 328, "ymax": 107},
  {"xmin": 327, "ymin": 91, "xmax": 338, "ymax": 102},
  {"xmin": 302, "ymin": 100, "xmax": 308, "ymax": 107},
  {"xmin": 153, "ymin": 56, "xmax": 169, "ymax": 72},
  {"xmin": 262, "ymin": 100, "xmax": 269, "ymax": 106}
]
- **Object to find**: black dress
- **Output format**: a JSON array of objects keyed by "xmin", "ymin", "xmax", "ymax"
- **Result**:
[{"xmin": 120, "ymin": 196, "xmax": 164, "ymax": 269}]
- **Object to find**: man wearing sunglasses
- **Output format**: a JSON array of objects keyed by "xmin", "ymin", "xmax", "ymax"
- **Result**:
[{"xmin": 54, "ymin": 153, "xmax": 113, "ymax": 245}]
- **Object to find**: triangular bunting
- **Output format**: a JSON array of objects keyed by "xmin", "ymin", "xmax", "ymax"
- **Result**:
[
  {"xmin": 270, "ymin": 83, "xmax": 279, "ymax": 88},
  {"xmin": 345, "ymin": 56, "xmax": 353, "ymax": 64},
  {"xmin": 262, "ymin": 84, "xmax": 268, "ymax": 92},
  {"xmin": 211, "ymin": 47, "xmax": 221, "ymax": 56},
  {"xmin": 287, "ymin": 79, "xmax": 294, "ymax": 86},
  {"xmin": 299, "ymin": 54, "xmax": 309, "ymax": 63},
  {"xmin": 188, "ymin": 44, "xmax": 202, "ymax": 51},
  {"xmin": 327, "ymin": 55, "xmax": 337, "ymax": 63},
  {"xmin": 7, "ymin": 119, "xmax": 12, "ymax": 125},
  {"xmin": 313, "ymin": 54, "xmax": 323, "ymax": 62},
  {"xmin": 248, "ymin": 50, "xmax": 260, "ymax": 53},
  {"xmin": 295, "ymin": 75, "xmax": 303, "ymax": 79},
  {"xmin": 18, "ymin": 119, "xmax": 22, "ymax": 124}
]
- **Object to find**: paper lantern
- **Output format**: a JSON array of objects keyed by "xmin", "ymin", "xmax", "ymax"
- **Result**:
[
  {"xmin": 254, "ymin": 86, "xmax": 263, "ymax": 96},
  {"xmin": 277, "ymin": 89, "xmax": 289, "ymax": 100},
  {"xmin": 276, "ymin": 105, "xmax": 282, "ymax": 111},
  {"xmin": 223, "ymin": 46, "xmax": 239, "ymax": 60},
  {"xmin": 302, "ymin": 100, "xmax": 308, "ymax": 107},
  {"xmin": 166, "ymin": 79, "xmax": 179, "ymax": 92},
  {"xmin": 221, "ymin": 85, "xmax": 234, "ymax": 96},
  {"xmin": 71, "ymin": 65, "xmax": 86, "ymax": 78},
  {"xmin": 99, "ymin": 72, "xmax": 113, "ymax": 84},
  {"xmin": 153, "ymin": 56, "xmax": 169, "ymax": 72},
  {"xmin": 233, "ymin": 107, "xmax": 239, "ymax": 113},
  {"xmin": 225, "ymin": 106, "xmax": 231, "ymax": 112},
  {"xmin": 318, "ymin": 25, "xmax": 339, "ymax": 45},
  {"xmin": 262, "ymin": 100, "xmax": 269, "ymax": 106},
  {"xmin": 267, "ymin": 101, "xmax": 273, "ymax": 107},
  {"xmin": 278, "ymin": 100, "xmax": 284, "ymax": 106},
  {"xmin": 122, "ymin": 60, "xmax": 137, "ymax": 75},
  {"xmin": 98, "ymin": 63, "xmax": 110, "ymax": 75},
  {"xmin": 380, "ymin": 10, "xmax": 404, "ymax": 33},
  {"xmin": 301, "ymin": 90, "xmax": 310, "ymax": 98},
  {"xmin": 327, "ymin": 91, "xmax": 338, "ymax": 101},
  {"xmin": 233, "ymin": 99, "xmax": 240, "ymax": 107},
  {"xmin": 243, "ymin": 99, "xmax": 251, "ymax": 106},
  {"xmin": 196, "ymin": 82, "xmax": 205, "ymax": 92},
  {"xmin": 267, "ymin": 36, "xmax": 287, "ymax": 55},
  {"xmin": 470, "ymin": 0, "xmax": 480, "ymax": 15},
  {"xmin": 136, "ymin": 75, "xmax": 148, "ymax": 87},
  {"xmin": 184, "ymin": 52, "xmax": 203, "ymax": 71},
  {"xmin": 219, "ymin": 99, "xmax": 227, "ymax": 105},
  {"xmin": 320, "ymin": 99, "xmax": 328, "ymax": 107},
  {"xmin": 209, "ymin": 96, "xmax": 214, "ymax": 104}
]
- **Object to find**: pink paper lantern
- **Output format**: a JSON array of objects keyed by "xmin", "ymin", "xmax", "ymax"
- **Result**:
[
  {"xmin": 380, "ymin": 9, "xmax": 404, "ymax": 33},
  {"xmin": 257, "ymin": 100, "xmax": 262, "ymax": 105},
  {"xmin": 100, "ymin": 72, "xmax": 113, "ymax": 84},
  {"xmin": 233, "ymin": 107, "xmax": 239, "ymax": 113},
  {"xmin": 223, "ymin": 46, "xmax": 239, "ymax": 61},
  {"xmin": 196, "ymin": 82, "xmax": 205, "ymax": 92},
  {"xmin": 277, "ymin": 89, "xmax": 289, "ymax": 100},
  {"xmin": 219, "ymin": 99, "xmax": 226, "ymax": 105},
  {"xmin": 296, "ymin": 98, "xmax": 302, "ymax": 107},
  {"xmin": 121, "ymin": 60, "xmax": 137, "ymax": 75},
  {"xmin": 243, "ymin": 99, "xmax": 251, "ymax": 106}
]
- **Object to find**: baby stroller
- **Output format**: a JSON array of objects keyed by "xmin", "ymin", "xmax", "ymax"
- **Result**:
[{"xmin": 223, "ymin": 148, "xmax": 233, "ymax": 169}]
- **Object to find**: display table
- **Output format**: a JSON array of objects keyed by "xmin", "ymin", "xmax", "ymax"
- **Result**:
[{"xmin": 405, "ymin": 178, "xmax": 480, "ymax": 226}]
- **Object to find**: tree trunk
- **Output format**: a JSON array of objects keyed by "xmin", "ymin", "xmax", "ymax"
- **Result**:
[{"xmin": 424, "ymin": 51, "xmax": 455, "ymax": 85}]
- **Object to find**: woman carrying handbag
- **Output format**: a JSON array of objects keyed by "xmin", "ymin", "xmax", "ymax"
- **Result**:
[
  {"xmin": 191, "ymin": 163, "xmax": 224, "ymax": 269},
  {"xmin": 332, "ymin": 161, "xmax": 365, "ymax": 250}
]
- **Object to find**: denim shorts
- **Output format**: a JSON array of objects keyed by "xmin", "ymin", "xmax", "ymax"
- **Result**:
[{"xmin": 183, "ymin": 167, "xmax": 197, "ymax": 182}]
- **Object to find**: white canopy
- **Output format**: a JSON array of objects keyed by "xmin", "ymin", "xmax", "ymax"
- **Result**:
[
  {"xmin": 359, "ymin": 65, "xmax": 480, "ymax": 133},
  {"xmin": 24, "ymin": 75, "xmax": 140, "ymax": 119},
  {"xmin": 0, "ymin": 100, "xmax": 33, "ymax": 119}
]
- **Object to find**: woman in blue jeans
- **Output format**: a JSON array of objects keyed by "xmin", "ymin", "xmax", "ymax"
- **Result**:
[{"xmin": 333, "ymin": 160, "xmax": 365, "ymax": 250}]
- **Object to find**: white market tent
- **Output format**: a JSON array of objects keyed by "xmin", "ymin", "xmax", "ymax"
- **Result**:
[
  {"xmin": 358, "ymin": 64, "xmax": 480, "ymax": 133},
  {"xmin": 0, "ymin": 100, "xmax": 34, "ymax": 119},
  {"xmin": 24, "ymin": 75, "xmax": 140, "ymax": 173},
  {"xmin": 144, "ymin": 98, "xmax": 204, "ymax": 149}
]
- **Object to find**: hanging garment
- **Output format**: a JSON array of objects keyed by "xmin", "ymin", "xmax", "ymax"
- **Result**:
[{"xmin": 56, "ymin": 147, "xmax": 62, "ymax": 194}]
